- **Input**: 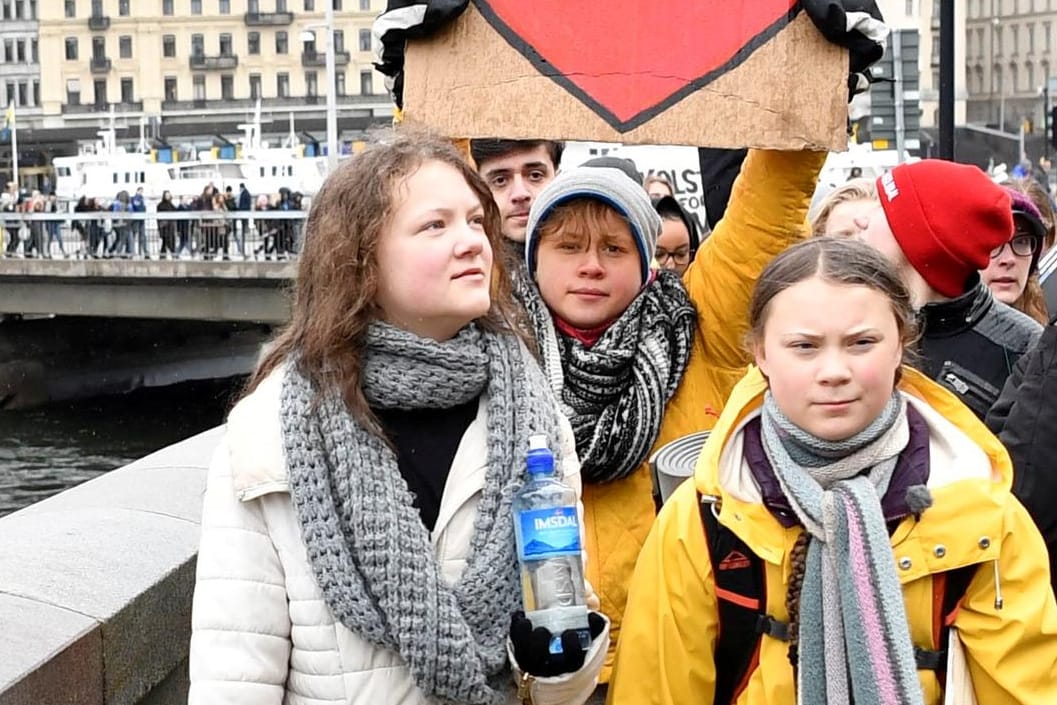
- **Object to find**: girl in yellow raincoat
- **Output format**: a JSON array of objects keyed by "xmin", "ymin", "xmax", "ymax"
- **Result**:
[{"xmin": 609, "ymin": 237, "xmax": 1057, "ymax": 705}]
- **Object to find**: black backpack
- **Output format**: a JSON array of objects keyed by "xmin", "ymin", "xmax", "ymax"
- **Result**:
[{"xmin": 697, "ymin": 492, "xmax": 976, "ymax": 704}]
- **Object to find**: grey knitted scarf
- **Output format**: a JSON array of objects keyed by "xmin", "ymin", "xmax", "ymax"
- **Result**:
[
  {"xmin": 761, "ymin": 392, "xmax": 925, "ymax": 705},
  {"xmin": 280, "ymin": 322, "xmax": 563, "ymax": 705},
  {"xmin": 516, "ymin": 269, "xmax": 695, "ymax": 482}
]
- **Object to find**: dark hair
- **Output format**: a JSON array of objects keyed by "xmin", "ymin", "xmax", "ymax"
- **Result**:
[
  {"xmin": 469, "ymin": 138, "xmax": 564, "ymax": 171},
  {"xmin": 246, "ymin": 128, "xmax": 519, "ymax": 437},
  {"xmin": 748, "ymin": 238, "xmax": 918, "ymax": 358},
  {"xmin": 653, "ymin": 194, "xmax": 700, "ymax": 254}
]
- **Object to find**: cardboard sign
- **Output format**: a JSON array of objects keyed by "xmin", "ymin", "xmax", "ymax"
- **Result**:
[{"xmin": 403, "ymin": 1, "xmax": 848, "ymax": 151}]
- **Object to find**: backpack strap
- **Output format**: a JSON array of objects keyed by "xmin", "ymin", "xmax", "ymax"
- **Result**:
[
  {"xmin": 913, "ymin": 564, "xmax": 977, "ymax": 679},
  {"xmin": 698, "ymin": 493, "xmax": 788, "ymax": 705}
]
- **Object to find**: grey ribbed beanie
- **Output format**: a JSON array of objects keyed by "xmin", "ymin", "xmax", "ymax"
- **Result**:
[{"xmin": 525, "ymin": 167, "xmax": 661, "ymax": 284}]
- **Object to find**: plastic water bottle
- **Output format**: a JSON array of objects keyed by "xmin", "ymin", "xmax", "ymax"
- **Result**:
[{"xmin": 512, "ymin": 434, "xmax": 591, "ymax": 653}]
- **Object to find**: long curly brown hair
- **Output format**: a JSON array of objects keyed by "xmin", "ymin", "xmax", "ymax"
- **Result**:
[{"xmin": 244, "ymin": 129, "xmax": 520, "ymax": 436}]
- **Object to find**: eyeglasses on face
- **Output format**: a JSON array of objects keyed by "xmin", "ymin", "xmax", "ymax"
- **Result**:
[
  {"xmin": 655, "ymin": 248, "xmax": 690, "ymax": 265},
  {"xmin": 991, "ymin": 234, "xmax": 1039, "ymax": 259}
]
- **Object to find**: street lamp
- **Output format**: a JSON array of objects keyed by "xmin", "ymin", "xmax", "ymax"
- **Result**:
[{"xmin": 300, "ymin": 1, "xmax": 338, "ymax": 176}]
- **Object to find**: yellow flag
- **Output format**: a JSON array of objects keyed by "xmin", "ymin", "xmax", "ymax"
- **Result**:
[{"xmin": 2, "ymin": 102, "xmax": 12, "ymax": 130}]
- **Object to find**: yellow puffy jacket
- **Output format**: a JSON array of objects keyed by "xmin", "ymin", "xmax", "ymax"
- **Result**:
[
  {"xmin": 607, "ymin": 366, "xmax": 1057, "ymax": 704},
  {"xmin": 582, "ymin": 149, "xmax": 827, "ymax": 680}
]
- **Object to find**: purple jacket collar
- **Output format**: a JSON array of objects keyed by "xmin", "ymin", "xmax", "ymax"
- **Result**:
[{"xmin": 742, "ymin": 405, "xmax": 931, "ymax": 528}]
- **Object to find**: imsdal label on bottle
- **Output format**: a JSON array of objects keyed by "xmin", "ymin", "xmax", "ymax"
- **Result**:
[{"xmin": 517, "ymin": 507, "xmax": 582, "ymax": 561}]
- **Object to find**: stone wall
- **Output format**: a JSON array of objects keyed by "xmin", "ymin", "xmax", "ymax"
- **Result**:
[{"xmin": 0, "ymin": 427, "xmax": 222, "ymax": 705}]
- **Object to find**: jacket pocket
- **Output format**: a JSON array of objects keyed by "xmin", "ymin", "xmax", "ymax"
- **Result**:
[{"xmin": 937, "ymin": 361, "xmax": 1001, "ymax": 419}]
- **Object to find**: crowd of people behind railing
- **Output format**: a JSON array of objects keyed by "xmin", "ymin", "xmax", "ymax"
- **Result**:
[{"xmin": 0, "ymin": 180, "xmax": 307, "ymax": 261}]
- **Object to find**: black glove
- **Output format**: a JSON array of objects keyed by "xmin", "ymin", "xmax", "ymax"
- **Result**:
[
  {"xmin": 802, "ymin": 0, "xmax": 888, "ymax": 101},
  {"xmin": 509, "ymin": 610, "xmax": 606, "ymax": 678},
  {"xmin": 372, "ymin": 0, "xmax": 470, "ymax": 109}
]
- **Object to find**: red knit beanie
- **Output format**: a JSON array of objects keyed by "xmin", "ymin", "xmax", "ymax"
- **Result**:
[{"xmin": 876, "ymin": 160, "xmax": 1013, "ymax": 298}]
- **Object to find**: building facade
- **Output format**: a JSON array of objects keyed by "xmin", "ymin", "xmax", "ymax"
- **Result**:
[
  {"xmin": 875, "ymin": 0, "xmax": 969, "ymax": 130},
  {"xmin": 33, "ymin": 0, "xmax": 391, "ymax": 148},
  {"xmin": 0, "ymin": 0, "xmax": 42, "ymax": 187},
  {"xmin": 966, "ymin": 0, "xmax": 1057, "ymax": 130}
]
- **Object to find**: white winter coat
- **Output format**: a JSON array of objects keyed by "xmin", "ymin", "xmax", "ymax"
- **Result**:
[{"xmin": 188, "ymin": 368, "xmax": 608, "ymax": 705}]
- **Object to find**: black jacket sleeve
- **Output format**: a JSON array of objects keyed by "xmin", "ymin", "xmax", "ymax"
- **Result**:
[{"xmin": 985, "ymin": 324, "xmax": 1057, "ymax": 593}]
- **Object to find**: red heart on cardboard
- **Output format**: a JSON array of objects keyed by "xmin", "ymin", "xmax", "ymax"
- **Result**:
[{"xmin": 474, "ymin": 0, "xmax": 800, "ymax": 131}]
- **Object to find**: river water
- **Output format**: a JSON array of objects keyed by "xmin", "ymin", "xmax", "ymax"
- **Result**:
[{"xmin": 0, "ymin": 377, "xmax": 244, "ymax": 518}]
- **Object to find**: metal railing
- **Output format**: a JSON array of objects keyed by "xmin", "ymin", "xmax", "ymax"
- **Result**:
[
  {"xmin": 189, "ymin": 54, "xmax": 239, "ymax": 70},
  {"xmin": 243, "ymin": 11, "xmax": 294, "ymax": 26},
  {"xmin": 0, "ymin": 210, "xmax": 307, "ymax": 263},
  {"xmin": 301, "ymin": 50, "xmax": 351, "ymax": 67}
]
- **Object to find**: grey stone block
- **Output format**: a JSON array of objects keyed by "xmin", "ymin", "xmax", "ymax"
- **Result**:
[
  {"xmin": 102, "ymin": 559, "xmax": 196, "ymax": 705},
  {"xmin": 0, "ymin": 593, "xmax": 103, "ymax": 705},
  {"xmin": 139, "ymin": 658, "xmax": 189, "ymax": 705}
]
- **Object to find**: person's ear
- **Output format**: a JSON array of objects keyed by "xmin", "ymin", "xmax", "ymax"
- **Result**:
[{"xmin": 751, "ymin": 338, "xmax": 770, "ymax": 377}]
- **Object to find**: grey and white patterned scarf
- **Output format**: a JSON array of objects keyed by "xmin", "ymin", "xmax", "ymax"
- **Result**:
[
  {"xmin": 517, "ymin": 269, "xmax": 695, "ymax": 483},
  {"xmin": 761, "ymin": 392, "xmax": 925, "ymax": 705},
  {"xmin": 280, "ymin": 322, "xmax": 563, "ymax": 705}
]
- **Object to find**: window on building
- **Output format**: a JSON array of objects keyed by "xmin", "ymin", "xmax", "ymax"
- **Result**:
[
  {"xmin": 333, "ymin": 0, "xmax": 342, "ymax": 9},
  {"xmin": 219, "ymin": 33, "xmax": 232, "ymax": 55},
  {"xmin": 191, "ymin": 0, "xmax": 202, "ymax": 14},
  {"xmin": 1027, "ymin": 62, "xmax": 1035, "ymax": 90},
  {"xmin": 303, "ymin": 36, "xmax": 316, "ymax": 55},
  {"xmin": 360, "ymin": 0, "xmax": 369, "ymax": 10},
  {"xmin": 67, "ymin": 78, "xmax": 80, "ymax": 105},
  {"xmin": 334, "ymin": 29, "xmax": 345, "ymax": 53},
  {"xmin": 163, "ymin": 35, "xmax": 176, "ymax": 57},
  {"xmin": 277, "ymin": 72, "xmax": 289, "ymax": 97},
  {"xmin": 164, "ymin": 76, "xmax": 177, "ymax": 101},
  {"xmin": 16, "ymin": 82, "xmax": 25, "ymax": 106},
  {"xmin": 94, "ymin": 78, "xmax": 107, "ymax": 107},
  {"xmin": 305, "ymin": 70, "xmax": 317, "ymax": 96},
  {"xmin": 276, "ymin": 31, "xmax": 288, "ymax": 54},
  {"xmin": 219, "ymin": 0, "xmax": 230, "ymax": 13},
  {"xmin": 276, "ymin": 0, "xmax": 287, "ymax": 11},
  {"xmin": 336, "ymin": 70, "xmax": 345, "ymax": 95},
  {"xmin": 191, "ymin": 34, "xmax": 204, "ymax": 57},
  {"xmin": 248, "ymin": 0, "xmax": 258, "ymax": 11},
  {"xmin": 221, "ymin": 74, "xmax": 234, "ymax": 99},
  {"xmin": 360, "ymin": 69, "xmax": 372, "ymax": 95},
  {"xmin": 163, "ymin": 0, "xmax": 174, "ymax": 15},
  {"xmin": 2, "ymin": 41, "xmax": 10, "ymax": 63},
  {"xmin": 14, "ymin": 0, "xmax": 22, "ymax": 19},
  {"xmin": 304, "ymin": 0, "xmax": 314, "ymax": 8},
  {"xmin": 32, "ymin": 80, "xmax": 38, "ymax": 105},
  {"xmin": 119, "ymin": 36, "xmax": 132, "ymax": 59},
  {"xmin": 1029, "ymin": 23, "xmax": 1035, "ymax": 53},
  {"xmin": 248, "ymin": 32, "xmax": 260, "ymax": 54},
  {"xmin": 358, "ymin": 29, "xmax": 370, "ymax": 51},
  {"xmin": 1047, "ymin": 22, "xmax": 1053, "ymax": 52},
  {"xmin": 65, "ymin": 37, "xmax": 78, "ymax": 61},
  {"xmin": 64, "ymin": 0, "xmax": 75, "ymax": 17},
  {"xmin": 90, "ymin": 0, "xmax": 101, "ymax": 16},
  {"xmin": 1, "ymin": 1, "xmax": 9, "ymax": 20},
  {"xmin": 30, "ymin": 0, "xmax": 38, "ymax": 19},
  {"xmin": 4, "ymin": 82, "xmax": 13, "ymax": 107},
  {"xmin": 249, "ymin": 73, "xmax": 261, "ymax": 99},
  {"xmin": 1011, "ymin": 63, "xmax": 1019, "ymax": 92},
  {"xmin": 1011, "ymin": 26, "xmax": 1019, "ymax": 55},
  {"xmin": 92, "ymin": 36, "xmax": 105, "ymax": 60},
  {"xmin": 15, "ymin": 39, "xmax": 24, "ymax": 63},
  {"xmin": 121, "ymin": 78, "xmax": 133, "ymax": 103},
  {"xmin": 193, "ymin": 74, "xmax": 205, "ymax": 101},
  {"xmin": 119, "ymin": 0, "xmax": 129, "ymax": 15},
  {"xmin": 905, "ymin": 0, "xmax": 913, "ymax": 13},
  {"xmin": 31, "ymin": 38, "xmax": 37, "ymax": 63}
]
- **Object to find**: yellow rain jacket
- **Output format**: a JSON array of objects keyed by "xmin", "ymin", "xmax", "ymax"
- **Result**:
[
  {"xmin": 608, "ymin": 366, "xmax": 1057, "ymax": 704},
  {"xmin": 582, "ymin": 149, "xmax": 826, "ymax": 680}
]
